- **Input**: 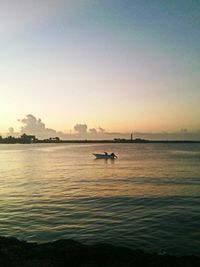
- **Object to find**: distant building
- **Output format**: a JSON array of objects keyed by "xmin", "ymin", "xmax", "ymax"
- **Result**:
[
  {"xmin": 20, "ymin": 134, "xmax": 36, "ymax": 143},
  {"xmin": 49, "ymin": 137, "xmax": 60, "ymax": 142}
]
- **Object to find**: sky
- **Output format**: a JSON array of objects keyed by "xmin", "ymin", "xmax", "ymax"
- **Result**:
[{"xmin": 0, "ymin": 0, "xmax": 200, "ymax": 137}]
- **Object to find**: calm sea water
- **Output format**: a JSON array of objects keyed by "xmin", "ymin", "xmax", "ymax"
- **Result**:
[{"xmin": 0, "ymin": 143, "xmax": 200, "ymax": 255}]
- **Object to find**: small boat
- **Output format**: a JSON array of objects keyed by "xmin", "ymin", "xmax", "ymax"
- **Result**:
[{"xmin": 93, "ymin": 153, "xmax": 117, "ymax": 159}]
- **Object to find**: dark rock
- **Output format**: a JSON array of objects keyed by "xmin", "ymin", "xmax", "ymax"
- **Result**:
[{"xmin": 0, "ymin": 236, "xmax": 199, "ymax": 267}]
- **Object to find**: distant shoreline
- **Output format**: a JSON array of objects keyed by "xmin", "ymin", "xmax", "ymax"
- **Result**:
[
  {"xmin": 36, "ymin": 139, "xmax": 200, "ymax": 143},
  {"xmin": 1, "ymin": 139, "xmax": 200, "ymax": 144},
  {"xmin": 1, "ymin": 134, "xmax": 200, "ymax": 144},
  {"xmin": 0, "ymin": 236, "xmax": 199, "ymax": 267}
]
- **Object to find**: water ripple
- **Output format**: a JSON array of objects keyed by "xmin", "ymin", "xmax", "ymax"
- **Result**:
[{"xmin": 0, "ymin": 143, "xmax": 200, "ymax": 255}]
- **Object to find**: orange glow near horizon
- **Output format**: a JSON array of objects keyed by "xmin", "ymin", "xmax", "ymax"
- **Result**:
[{"xmin": 0, "ymin": 1, "xmax": 199, "ymax": 137}]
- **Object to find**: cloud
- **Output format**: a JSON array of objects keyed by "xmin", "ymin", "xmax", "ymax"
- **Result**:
[
  {"xmin": 19, "ymin": 114, "xmax": 57, "ymax": 138},
  {"xmin": 8, "ymin": 127, "xmax": 14, "ymax": 135},
  {"xmin": 133, "ymin": 129, "xmax": 200, "ymax": 141},
  {"xmin": 8, "ymin": 114, "xmax": 200, "ymax": 141},
  {"xmin": 9, "ymin": 114, "xmax": 111, "ymax": 140},
  {"xmin": 17, "ymin": 115, "xmax": 112, "ymax": 139},
  {"xmin": 98, "ymin": 127, "xmax": 105, "ymax": 133},
  {"xmin": 89, "ymin": 128, "xmax": 97, "ymax": 134},
  {"xmin": 74, "ymin": 124, "xmax": 108, "ymax": 137},
  {"xmin": 74, "ymin": 124, "xmax": 88, "ymax": 134},
  {"xmin": 180, "ymin": 128, "xmax": 188, "ymax": 133}
]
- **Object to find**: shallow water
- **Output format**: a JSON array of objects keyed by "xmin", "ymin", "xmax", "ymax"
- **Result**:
[{"xmin": 0, "ymin": 143, "xmax": 200, "ymax": 255}]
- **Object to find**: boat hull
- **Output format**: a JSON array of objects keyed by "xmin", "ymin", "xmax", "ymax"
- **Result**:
[{"xmin": 93, "ymin": 153, "xmax": 117, "ymax": 159}]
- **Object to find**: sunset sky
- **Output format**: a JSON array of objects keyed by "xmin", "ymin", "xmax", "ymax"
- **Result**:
[{"xmin": 0, "ymin": 0, "xmax": 199, "ymax": 135}]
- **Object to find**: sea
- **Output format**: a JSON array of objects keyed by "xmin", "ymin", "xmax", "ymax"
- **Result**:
[{"xmin": 0, "ymin": 143, "xmax": 200, "ymax": 255}]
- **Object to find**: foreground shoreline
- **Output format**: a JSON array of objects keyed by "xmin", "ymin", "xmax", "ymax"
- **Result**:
[{"xmin": 0, "ymin": 237, "xmax": 199, "ymax": 267}]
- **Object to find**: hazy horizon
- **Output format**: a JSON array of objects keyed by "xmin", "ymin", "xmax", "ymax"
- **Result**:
[
  {"xmin": 1, "ymin": 1, "xmax": 199, "ymax": 134},
  {"xmin": 0, "ymin": 113, "xmax": 200, "ymax": 141}
]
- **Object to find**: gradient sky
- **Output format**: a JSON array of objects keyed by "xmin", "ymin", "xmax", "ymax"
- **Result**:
[{"xmin": 0, "ymin": 0, "xmax": 199, "ymax": 134}]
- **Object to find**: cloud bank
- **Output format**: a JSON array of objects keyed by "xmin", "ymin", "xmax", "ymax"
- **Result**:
[
  {"xmin": 9, "ymin": 114, "xmax": 112, "ymax": 140},
  {"xmin": 74, "ymin": 124, "xmax": 88, "ymax": 135},
  {"xmin": 18, "ymin": 114, "xmax": 57, "ymax": 138},
  {"xmin": 5, "ymin": 114, "xmax": 200, "ymax": 141}
]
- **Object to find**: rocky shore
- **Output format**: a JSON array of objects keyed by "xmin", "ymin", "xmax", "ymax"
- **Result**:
[{"xmin": 0, "ymin": 236, "xmax": 199, "ymax": 267}]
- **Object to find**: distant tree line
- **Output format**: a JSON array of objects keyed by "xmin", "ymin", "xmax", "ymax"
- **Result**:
[
  {"xmin": 0, "ymin": 134, "xmax": 199, "ymax": 144},
  {"xmin": 0, "ymin": 134, "xmax": 60, "ymax": 144}
]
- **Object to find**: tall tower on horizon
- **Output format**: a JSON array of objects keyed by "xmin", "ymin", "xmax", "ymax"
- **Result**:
[{"xmin": 131, "ymin": 133, "xmax": 133, "ymax": 141}]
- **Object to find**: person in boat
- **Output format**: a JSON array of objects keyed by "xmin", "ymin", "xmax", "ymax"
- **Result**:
[
  {"xmin": 110, "ymin": 152, "xmax": 117, "ymax": 158},
  {"xmin": 104, "ymin": 152, "xmax": 108, "ymax": 155}
]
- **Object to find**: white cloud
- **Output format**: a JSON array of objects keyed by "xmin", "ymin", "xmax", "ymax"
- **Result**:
[
  {"xmin": 89, "ymin": 128, "xmax": 97, "ymax": 134},
  {"xmin": 74, "ymin": 124, "xmax": 88, "ymax": 134},
  {"xmin": 15, "ymin": 114, "xmax": 111, "ymax": 140},
  {"xmin": 98, "ymin": 127, "xmax": 105, "ymax": 133},
  {"xmin": 8, "ymin": 114, "xmax": 200, "ymax": 141},
  {"xmin": 19, "ymin": 114, "xmax": 57, "ymax": 138}
]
